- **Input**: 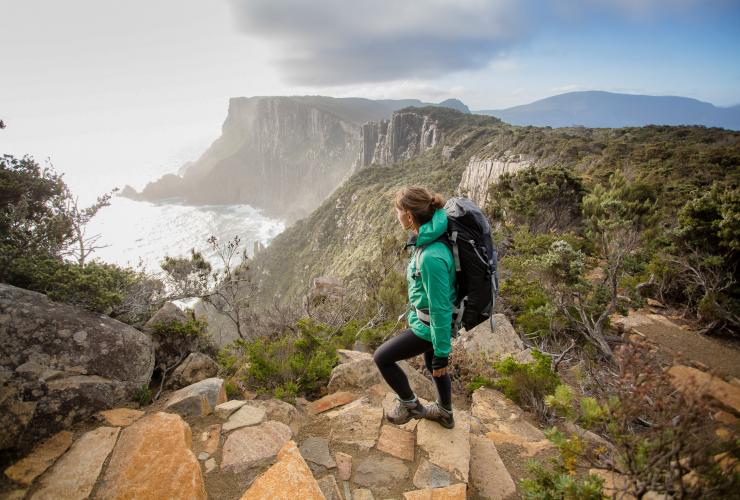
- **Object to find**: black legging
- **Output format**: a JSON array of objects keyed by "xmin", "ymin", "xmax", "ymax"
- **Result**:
[{"xmin": 373, "ymin": 328, "xmax": 452, "ymax": 408}]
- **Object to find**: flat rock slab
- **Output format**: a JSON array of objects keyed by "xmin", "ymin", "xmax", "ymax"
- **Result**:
[
  {"xmin": 317, "ymin": 474, "xmax": 343, "ymax": 500},
  {"xmin": 668, "ymin": 365, "xmax": 740, "ymax": 414},
  {"xmin": 352, "ymin": 455, "xmax": 409, "ymax": 495},
  {"xmin": 196, "ymin": 424, "xmax": 222, "ymax": 455},
  {"xmin": 250, "ymin": 399, "xmax": 302, "ymax": 434},
  {"xmin": 31, "ymin": 426, "xmax": 119, "ymax": 500},
  {"xmin": 164, "ymin": 377, "xmax": 226, "ymax": 417},
  {"xmin": 4, "ymin": 431, "xmax": 73, "ymax": 486},
  {"xmin": 470, "ymin": 434, "xmax": 516, "ymax": 499},
  {"xmin": 238, "ymin": 441, "xmax": 324, "ymax": 499},
  {"xmin": 299, "ymin": 436, "xmax": 336, "ymax": 468},
  {"xmin": 97, "ymin": 408, "xmax": 144, "ymax": 427},
  {"xmin": 413, "ymin": 459, "xmax": 451, "ymax": 489},
  {"xmin": 221, "ymin": 421, "xmax": 292, "ymax": 473},
  {"xmin": 485, "ymin": 431, "xmax": 552, "ymax": 458},
  {"xmin": 335, "ymin": 451, "xmax": 352, "ymax": 481},
  {"xmin": 215, "ymin": 400, "xmax": 247, "ymax": 419},
  {"xmin": 376, "ymin": 425, "xmax": 415, "ymax": 461},
  {"xmin": 416, "ymin": 411, "xmax": 471, "ymax": 483},
  {"xmin": 96, "ymin": 412, "xmax": 206, "ymax": 500},
  {"xmin": 307, "ymin": 391, "xmax": 358, "ymax": 415},
  {"xmin": 327, "ymin": 399, "xmax": 383, "ymax": 450},
  {"xmin": 222, "ymin": 404, "xmax": 266, "ymax": 432},
  {"xmin": 403, "ymin": 483, "xmax": 467, "ymax": 500},
  {"xmin": 471, "ymin": 388, "xmax": 546, "ymax": 441}
]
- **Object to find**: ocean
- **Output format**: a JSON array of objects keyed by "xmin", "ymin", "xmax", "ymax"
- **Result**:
[{"xmin": 85, "ymin": 196, "xmax": 285, "ymax": 275}]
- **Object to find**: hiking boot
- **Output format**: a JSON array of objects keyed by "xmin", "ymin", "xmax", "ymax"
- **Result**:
[
  {"xmin": 386, "ymin": 395, "xmax": 425, "ymax": 425},
  {"xmin": 422, "ymin": 401, "xmax": 455, "ymax": 429}
]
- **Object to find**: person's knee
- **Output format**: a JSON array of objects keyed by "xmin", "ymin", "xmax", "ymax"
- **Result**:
[{"xmin": 372, "ymin": 348, "xmax": 386, "ymax": 367}]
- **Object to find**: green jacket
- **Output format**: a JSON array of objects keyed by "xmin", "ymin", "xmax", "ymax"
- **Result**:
[{"xmin": 406, "ymin": 208, "xmax": 457, "ymax": 357}]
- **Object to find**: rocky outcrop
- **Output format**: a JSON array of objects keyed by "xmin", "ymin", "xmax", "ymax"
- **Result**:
[
  {"xmin": 164, "ymin": 377, "xmax": 227, "ymax": 417},
  {"xmin": 359, "ymin": 110, "xmax": 441, "ymax": 167},
  {"xmin": 457, "ymin": 154, "xmax": 533, "ymax": 208},
  {"xmin": 0, "ymin": 284, "xmax": 155, "ymax": 452},
  {"xmin": 168, "ymin": 352, "xmax": 219, "ymax": 389}
]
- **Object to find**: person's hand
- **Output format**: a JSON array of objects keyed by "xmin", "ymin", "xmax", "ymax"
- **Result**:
[{"xmin": 432, "ymin": 366, "xmax": 448, "ymax": 377}]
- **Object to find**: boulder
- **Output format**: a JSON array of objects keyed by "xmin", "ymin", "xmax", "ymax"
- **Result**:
[
  {"xmin": 142, "ymin": 301, "xmax": 188, "ymax": 332},
  {"xmin": 4, "ymin": 431, "xmax": 73, "ymax": 486},
  {"xmin": 416, "ymin": 411, "xmax": 471, "ymax": 483},
  {"xmin": 352, "ymin": 455, "xmax": 409, "ymax": 494},
  {"xmin": 221, "ymin": 421, "xmax": 292, "ymax": 473},
  {"xmin": 239, "ymin": 441, "xmax": 324, "ymax": 499},
  {"xmin": 215, "ymin": 399, "xmax": 247, "ymax": 419},
  {"xmin": 327, "ymin": 357, "xmax": 435, "ymax": 401},
  {"xmin": 97, "ymin": 408, "xmax": 144, "ymax": 427},
  {"xmin": 0, "ymin": 284, "xmax": 155, "ymax": 452},
  {"xmin": 250, "ymin": 398, "xmax": 303, "ymax": 434},
  {"xmin": 453, "ymin": 314, "xmax": 524, "ymax": 362},
  {"xmin": 326, "ymin": 399, "xmax": 383, "ymax": 450},
  {"xmin": 164, "ymin": 377, "xmax": 227, "ymax": 417},
  {"xmin": 168, "ymin": 353, "xmax": 218, "ymax": 389},
  {"xmin": 96, "ymin": 412, "xmax": 206, "ymax": 500},
  {"xmin": 31, "ymin": 426, "xmax": 120, "ymax": 500},
  {"xmin": 336, "ymin": 349, "xmax": 372, "ymax": 364},
  {"xmin": 221, "ymin": 404, "xmax": 266, "ymax": 432},
  {"xmin": 668, "ymin": 365, "xmax": 740, "ymax": 414}
]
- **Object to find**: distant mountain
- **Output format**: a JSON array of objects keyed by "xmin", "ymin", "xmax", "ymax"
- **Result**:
[
  {"xmin": 123, "ymin": 96, "xmax": 469, "ymax": 221},
  {"xmin": 476, "ymin": 91, "xmax": 740, "ymax": 130}
]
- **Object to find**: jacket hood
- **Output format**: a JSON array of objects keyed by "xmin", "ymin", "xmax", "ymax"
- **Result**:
[{"xmin": 416, "ymin": 208, "xmax": 448, "ymax": 246}]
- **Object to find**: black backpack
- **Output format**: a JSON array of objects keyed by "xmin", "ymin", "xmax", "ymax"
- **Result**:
[{"xmin": 413, "ymin": 197, "xmax": 499, "ymax": 335}]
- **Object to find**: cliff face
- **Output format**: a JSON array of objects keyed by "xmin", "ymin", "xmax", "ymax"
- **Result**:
[
  {"xmin": 128, "ymin": 97, "xmax": 471, "ymax": 221},
  {"xmin": 358, "ymin": 110, "xmax": 441, "ymax": 167},
  {"xmin": 458, "ymin": 154, "xmax": 533, "ymax": 208}
]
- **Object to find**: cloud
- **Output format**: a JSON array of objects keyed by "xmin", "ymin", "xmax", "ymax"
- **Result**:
[{"xmin": 228, "ymin": 0, "xmax": 529, "ymax": 85}]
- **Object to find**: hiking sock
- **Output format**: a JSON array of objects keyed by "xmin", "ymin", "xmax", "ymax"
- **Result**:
[{"xmin": 400, "ymin": 394, "xmax": 418, "ymax": 405}]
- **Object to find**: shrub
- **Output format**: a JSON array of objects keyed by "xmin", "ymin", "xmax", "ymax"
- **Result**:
[
  {"xmin": 493, "ymin": 350, "xmax": 560, "ymax": 417},
  {"xmin": 134, "ymin": 384, "xmax": 153, "ymax": 407}
]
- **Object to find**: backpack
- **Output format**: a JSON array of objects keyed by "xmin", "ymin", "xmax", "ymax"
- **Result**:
[{"xmin": 414, "ymin": 197, "xmax": 499, "ymax": 335}]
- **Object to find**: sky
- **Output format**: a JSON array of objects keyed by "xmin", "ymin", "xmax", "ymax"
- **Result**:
[{"xmin": 1, "ymin": 0, "xmax": 739, "ymax": 201}]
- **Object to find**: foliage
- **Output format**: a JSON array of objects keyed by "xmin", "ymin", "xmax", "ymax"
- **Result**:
[
  {"xmin": 134, "ymin": 384, "xmax": 153, "ymax": 407},
  {"xmin": 492, "ymin": 350, "xmax": 560, "ymax": 417},
  {"xmin": 150, "ymin": 313, "xmax": 213, "ymax": 372}
]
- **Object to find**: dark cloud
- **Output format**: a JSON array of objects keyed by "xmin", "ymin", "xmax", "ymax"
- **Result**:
[{"xmin": 228, "ymin": 0, "xmax": 529, "ymax": 85}]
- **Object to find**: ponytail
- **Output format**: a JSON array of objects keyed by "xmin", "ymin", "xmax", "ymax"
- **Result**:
[{"xmin": 394, "ymin": 186, "xmax": 446, "ymax": 227}]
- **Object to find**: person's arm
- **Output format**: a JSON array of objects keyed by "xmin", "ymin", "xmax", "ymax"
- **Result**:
[{"xmin": 420, "ymin": 252, "xmax": 453, "ymax": 369}]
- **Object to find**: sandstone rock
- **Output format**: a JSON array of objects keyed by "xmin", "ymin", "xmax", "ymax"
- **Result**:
[
  {"xmin": 4, "ymin": 431, "xmax": 73, "ymax": 486},
  {"xmin": 412, "ymin": 459, "xmax": 451, "ymax": 489},
  {"xmin": 221, "ymin": 421, "xmax": 292, "ymax": 473},
  {"xmin": 458, "ymin": 154, "xmax": 532, "ymax": 208},
  {"xmin": 327, "ymin": 399, "xmax": 383, "ymax": 450},
  {"xmin": 668, "ymin": 365, "xmax": 740, "ymax": 414},
  {"xmin": 327, "ymin": 357, "xmax": 435, "ymax": 401},
  {"xmin": 164, "ymin": 377, "xmax": 227, "ymax": 417},
  {"xmin": 97, "ymin": 412, "xmax": 205, "ymax": 500},
  {"xmin": 0, "ymin": 284, "xmax": 155, "ymax": 452},
  {"xmin": 317, "ymin": 474, "xmax": 343, "ymax": 500},
  {"xmin": 250, "ymin": 398, "xmax": 303, "ymax": 434},
  {"xmin": 215, "ymin": 399, "xmax": 247, "ymax": 419},
  {"xmin": 469, "ymin": 434, "xmax": 516, "ymax": 499},
  {"xmin": 142, "ymin": 301, "xmax": 188, "ymax": 331},
  {"xmin": 168, "ymin": 353, "xmax": 219, "ymax": 389},
  {"xmin": 352, "ymin": 455, "xmax": 409, "ymax": 494},
  {"xmin": 376, "ymin": 425, "xmax": 415, "ymax": 461},
  {"xmin": 97, "ymin": 408, "xmax": 144, "ymax": 427},
  {"xmin": 222, "ymin": 404, "xmax": 267, "ymax": 432},
  {"xmin": 299, "ymin": 436, "xmax": 336, "ymax": 468},
  {"xmin": 471, "ymin": 388, "xmax": 546, "ymax": 441},
  {"xmin": 307, "ymin": 391, "xmax": 359, "ymax": 415},
  {"xmin": 359, "ymin": 111, "xmax": 440, "ymax": 167},
  {"xmin": 453, "ymin": 314, "xmax": 524, "ymax": 362},
  {"xmin": 485, "ymin": 431, "xmax": 553, "ymax": 458},
  {"xmin": 238, "ymin": 440, "xmax": 324, "ymax": 499},
  {"xmin": 335, "ymin": 451, "xmax": 352, "ymax": 481},
  {"xmin": 353, "ymin": 489, "xmax": 375, "ymax": 500},
  {"xmin": 337, "ymin": 349, "xmax": 372, "ymax": 364},
  {"xmin": 588, "ymin": 469, "xmax": 637, "ymax": 500},
  {"xmin": 196, "ymin": 424, "xmax": 221, "ymax": 455},
  {"xmin": 31, "ymin": 426, "xmax": 120, "ymax": 500},
  {"xmin": 403, "ymin": 483, "xmax": 467, "ymax": 500},
  {"xmin": 416, "ymin": 411, "xmax": 471, "ymax": 482}
]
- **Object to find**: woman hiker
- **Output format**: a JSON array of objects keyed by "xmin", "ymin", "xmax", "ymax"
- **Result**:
[{"xmin": 373, "ymin": 186, "xmax": 456, "ymax": 429}]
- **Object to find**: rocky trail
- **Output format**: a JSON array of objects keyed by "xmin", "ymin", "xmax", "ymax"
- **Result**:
[{"xmin": 2, "ymin": 343, "xmax": 553, "ymax": 500}]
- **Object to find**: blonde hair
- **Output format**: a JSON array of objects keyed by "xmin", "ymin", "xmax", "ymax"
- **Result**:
[{"xmin": 394, "ymin": 186, "xmax": 445, "ymax": 227}]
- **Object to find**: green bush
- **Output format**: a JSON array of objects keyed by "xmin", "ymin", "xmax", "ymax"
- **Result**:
[
  {"xmin": 493, "ymin": 350, "xmax": 560, "ymax": 413},
  {"xmin": 134, "ymin": 384, "xmax": 153, "ymax": 407}
]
